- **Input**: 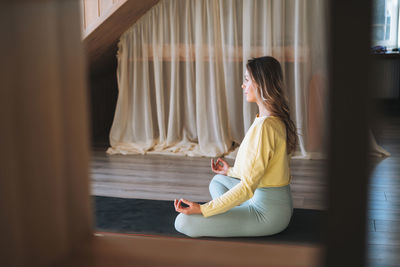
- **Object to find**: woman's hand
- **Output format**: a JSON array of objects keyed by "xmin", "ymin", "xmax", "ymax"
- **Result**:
[
  {"xmin": 174, "ymin": 198, "xmax": 202, "ymax": 215},
  {"xmin": 211, "ymin": 157, "xmax": 230, "ymax": 175}
]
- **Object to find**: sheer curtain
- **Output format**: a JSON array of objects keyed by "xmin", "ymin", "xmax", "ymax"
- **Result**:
[{"xmin": 107, "ymin": 0, "xmax": 388, "ymax": 159}]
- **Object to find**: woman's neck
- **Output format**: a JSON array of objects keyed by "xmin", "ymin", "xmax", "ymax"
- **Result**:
[{"xmin": 257, "ymin": 103, "xmax": 271, "ymax": 117}]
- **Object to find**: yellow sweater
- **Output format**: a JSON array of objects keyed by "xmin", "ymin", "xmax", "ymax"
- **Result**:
[{"xmin": 200, "ymin": 115, "xmax": 291, "ymax": 218}]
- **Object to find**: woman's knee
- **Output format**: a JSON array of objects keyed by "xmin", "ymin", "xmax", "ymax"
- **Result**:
[
  {"xmin": 209, "ymin": 174, "xmax": 227, "ymax": 189},
  {"xmin": 210, "ymin": 174, "xmax": 226, "ymax": 183},
  {"xmin": 174, "ymin": 213, "xmax": 185, "ymax": 233},
  {"xmin": 174, "ymin": 213, "xmax": 202, "ymax": 238}
]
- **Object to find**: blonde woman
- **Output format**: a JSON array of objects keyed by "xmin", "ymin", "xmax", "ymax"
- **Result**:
[{"xmin": 174, "ymin": 56, "xmax": 297, "ymax": 237}]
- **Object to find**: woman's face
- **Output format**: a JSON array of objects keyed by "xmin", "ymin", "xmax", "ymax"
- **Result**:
[{"xmin": 242, "ymin": 70, "xmax": 257, "ymax": 103}]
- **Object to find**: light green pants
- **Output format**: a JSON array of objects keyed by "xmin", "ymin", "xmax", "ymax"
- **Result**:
[{"xmin": 174, "ymin": 174, "xmax": 293, "ymax": 238}]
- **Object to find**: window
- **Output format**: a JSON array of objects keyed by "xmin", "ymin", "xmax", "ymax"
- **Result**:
[{"xmin": 372, "ymin": 0, "xmax": 400, "ymax": 48}]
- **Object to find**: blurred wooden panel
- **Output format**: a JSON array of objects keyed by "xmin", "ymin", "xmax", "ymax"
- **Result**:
[
  {"xmin": 0, "ymin": 1, "xmax": 92, "ymax": 266},
  {"xmin": 57, "ymin": 234, "xmax": 321, "ymax": 267},
  {"xmin": 99, "ymin": 0, "xmax": 113, "ymax": 17},
  {"xmin": 80, "ymin": 0, "xmax": 85, "ymax": 29}
]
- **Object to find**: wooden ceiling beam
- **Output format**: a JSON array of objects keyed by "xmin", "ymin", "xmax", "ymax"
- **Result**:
[{"xmin": 82, "ymin": 0, "xmax": 160, "ymax": 75}]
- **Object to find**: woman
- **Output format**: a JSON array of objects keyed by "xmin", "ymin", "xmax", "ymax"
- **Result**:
[{"xmin": 174, "ymin": 56, "xmax": 298, "ymax": 237}]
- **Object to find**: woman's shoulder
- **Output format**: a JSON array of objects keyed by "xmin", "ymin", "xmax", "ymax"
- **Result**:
[
  {"xmin": 258, "ymin": 116, "xmax": 286, "ymax": 137},
  {"xmin": 256, "ymin": 116, "xmax": 283, "ymax": 128}
]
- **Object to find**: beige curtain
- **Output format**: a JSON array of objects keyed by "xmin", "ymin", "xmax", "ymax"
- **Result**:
[{"xmin": 108, "ymin": 0, "xmax": 388, "ymax": 159}]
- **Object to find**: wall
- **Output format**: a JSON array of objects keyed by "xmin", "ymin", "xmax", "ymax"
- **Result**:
[
  {"xmin": 89, "ymin": 64, "xmax": 118, "ymax": 148},
  {"xmin": 372, "ymin": 55, "xmax": 400, "ymax": 99}
]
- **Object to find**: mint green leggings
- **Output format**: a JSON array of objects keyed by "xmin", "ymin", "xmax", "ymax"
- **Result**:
[{"xmin": 174, "ymin": 174, "xmax": 293, "ymax": 238}]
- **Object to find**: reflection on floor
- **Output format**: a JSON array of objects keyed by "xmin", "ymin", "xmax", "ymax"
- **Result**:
[{"xmin": 367, "ymin": 105, "xmax": 400, "ymax": 267}]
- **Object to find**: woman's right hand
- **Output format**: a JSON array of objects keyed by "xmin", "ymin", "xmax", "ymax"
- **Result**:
[{"xmin": 211, "ymin": 157, "xmax": 230, "ymax": 175}]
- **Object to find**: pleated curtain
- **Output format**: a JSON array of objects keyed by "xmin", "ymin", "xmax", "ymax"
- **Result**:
[{"xmin": 108, "ymin": 0, "xmax": 388, "ymax": 159}]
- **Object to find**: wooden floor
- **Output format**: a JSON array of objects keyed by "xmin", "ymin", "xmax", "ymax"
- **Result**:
[
  {"xmin": 91, "ymin": 151, "xmax": 326, "ymax": 209},
  {"xmin": 90, "ymin": 106, "xmax": 400, "ymax": 267},
  {"xmin": 366, "ymin": 110, "xmax": 400, "ymax": 267}
]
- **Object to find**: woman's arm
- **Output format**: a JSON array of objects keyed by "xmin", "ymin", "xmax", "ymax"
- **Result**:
[{"xmin": 200, "ymin": 122, "xmax": 273, "ymax": 217}]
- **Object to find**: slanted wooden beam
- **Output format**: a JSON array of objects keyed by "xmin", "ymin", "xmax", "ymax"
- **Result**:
[{"xmin": 82, "ymin": 0, "xmax": 159, "ymax": 74}]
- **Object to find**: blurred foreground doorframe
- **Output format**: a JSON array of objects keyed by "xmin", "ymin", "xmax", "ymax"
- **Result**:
[{"xmin": 325, "ymin": 0, "xmax": 372, "ymax": 266}]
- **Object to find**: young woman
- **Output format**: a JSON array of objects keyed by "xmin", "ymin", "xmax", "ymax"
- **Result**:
[{"xmin": 174, "ymin": 56, "xmax": 298, "ymax": 237}]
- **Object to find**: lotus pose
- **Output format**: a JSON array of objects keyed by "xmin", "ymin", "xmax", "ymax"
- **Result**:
[{"xmin": 174, "ymin": 56, "xmax": 298, "ymax": 237}]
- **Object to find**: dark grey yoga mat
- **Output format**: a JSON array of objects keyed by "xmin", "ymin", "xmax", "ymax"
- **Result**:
[{"xmin": 93, "ymin": 196, "xmax": 323, "ymax": 244}]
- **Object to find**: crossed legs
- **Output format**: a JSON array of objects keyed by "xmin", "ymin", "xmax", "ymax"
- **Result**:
[{"xmin": 174, "ymin": 174, "xmax": 292, "ymax": 238}]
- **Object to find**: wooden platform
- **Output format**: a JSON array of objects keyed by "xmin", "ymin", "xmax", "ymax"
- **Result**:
[{"xmin": 91, "ymin": 151, "xmax": 326, "ymax": 209}]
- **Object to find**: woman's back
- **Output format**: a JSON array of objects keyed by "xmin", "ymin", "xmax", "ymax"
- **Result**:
[{"xmin": 229, "ymin": 115, "xmax": 291, "ymax": 189}]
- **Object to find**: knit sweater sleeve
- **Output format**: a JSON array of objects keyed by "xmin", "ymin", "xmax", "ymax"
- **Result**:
[
  {"xmin": 227, "ymin": 167, "xmax": 237, "ymax": 178},
  {"xmin": 200, "ymin": 122, "xmax": 273, "ymax": 218}
]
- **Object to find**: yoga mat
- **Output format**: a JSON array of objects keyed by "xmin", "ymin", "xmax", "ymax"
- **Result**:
[{"xmin": 93, "ymin": 196, "xmax": 323, "ymax": 244}]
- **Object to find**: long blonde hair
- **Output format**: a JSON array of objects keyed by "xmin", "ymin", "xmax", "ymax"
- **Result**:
[{"xmin": 246, "ymin": 56, "xmax": 298, "ymax": 154}]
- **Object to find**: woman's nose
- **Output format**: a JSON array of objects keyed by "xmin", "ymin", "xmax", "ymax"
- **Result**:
[{"xmin": 241, "ymin": 83, "xmax": 245, "ymax": 89}]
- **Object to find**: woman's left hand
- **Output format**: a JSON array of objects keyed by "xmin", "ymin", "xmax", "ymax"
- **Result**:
[{"xmin": 174, "ymin": 198, "xmax": 202, "ymax": 215}]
